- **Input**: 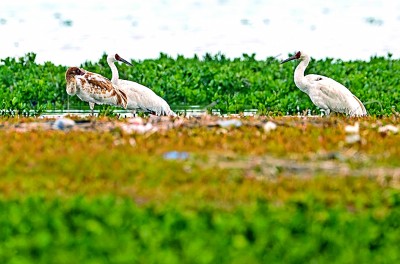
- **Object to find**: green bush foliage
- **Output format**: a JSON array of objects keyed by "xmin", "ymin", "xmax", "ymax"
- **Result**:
[
  {"xmin": 0, "ymin": 52, "xmax": 399, "ymax": 115},
  {"xmin": 0, "ymin": 53, "xmax": 67, "ymax": 116},
  {"xmin": 1, "ymin": 194, "xmax": 399, "ymax": 264}
]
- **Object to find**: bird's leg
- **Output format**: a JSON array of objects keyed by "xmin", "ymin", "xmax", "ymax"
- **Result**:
[
  {"xmin": 131, "ymin": 109, "xmax": 136, "ymax": 117},
  {"xmin": 320, "ymin": 109, "xmax": 330, "ymax": 117},
  {"xmin": 89, "ymin": 102, "xmax": 95, "ymax": 116},
  {"xmin": 325, "ymin": 109, "xmax": 331, "ymax": 116}
]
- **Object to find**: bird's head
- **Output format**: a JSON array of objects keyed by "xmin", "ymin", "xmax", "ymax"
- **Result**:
[
  {"xmin": 65, "ymin": 67, "xmax": 85, "ymax": 79},
  {"xmin": 108, "ymin": 53, "xmax": 133, "ymax": 66},
  {"xmin": 280, "ymin": 51, "xmax": 307, "ymax": 64},
  {"xmin": 65, "ymin": 67, "xmax": 85, "ymax": 95}
]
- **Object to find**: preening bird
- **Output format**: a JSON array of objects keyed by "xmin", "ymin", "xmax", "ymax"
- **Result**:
[
  {"xmin": 65, "ymin": 67, "xmax": 127, "ymax": 115},
  {"xmin": 107, "ymin": 53, "xmax": 177, "ymax": 117},
  {"xmin": 281, "ymin": 51, "xmax": 367, "ymax": 117}
]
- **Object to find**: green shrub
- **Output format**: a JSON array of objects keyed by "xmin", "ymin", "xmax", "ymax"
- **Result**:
[
  {"xmin": 0, "ymin": 52, "xmax": 399, "ymax": 115},
  {"xmin": 0, "ymin": 194, "xmax": 399, "ymax": 264}
]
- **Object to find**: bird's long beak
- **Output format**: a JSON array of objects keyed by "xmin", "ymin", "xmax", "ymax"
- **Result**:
[
  {"xmin": 115, "ymin": 54, "xmax": 133, "ymax": 66},
  {"xmin": 280, "ymin": 55, "xmax": 298, "ymax": 64},
  {"xmin": 118, "ymin": 57, "xmax": 133, "ymax": 66}
]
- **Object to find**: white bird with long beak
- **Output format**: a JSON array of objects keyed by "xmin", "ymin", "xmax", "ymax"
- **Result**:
[
  {"xmin": 65, "ymin": 67, "xmax": 127, "ymax": 116},
  {"xmin": 107, "ymin": 53, "xmax": 177, "ymax": 117},
  {"xmin": 281, "ymin": 51, "xmax": 367, "ymax": 117}
]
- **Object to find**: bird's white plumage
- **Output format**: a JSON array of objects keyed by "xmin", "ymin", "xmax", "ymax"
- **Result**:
[
  {"xmin": 304, "ymin": 74, "xmax": 366, "ymax": 116},
  {"xmin": 107, "ymin": 53, "xmax": 177, "ymax": 117},
  {"xmin": 282, "ymin": 51, "xmax": 367, "ymax": 117},
  {"xmin": 117, "ymin": 79, "xmax": 176, "ymax": 116}
]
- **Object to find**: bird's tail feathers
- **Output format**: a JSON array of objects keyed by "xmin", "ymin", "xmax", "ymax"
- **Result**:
[
  {"xmin": 115, "ymin": 88, "xmax": 128, "ymax": 109},
  {"xmin": 169, "ymin": 110, "xmax": 177, "ymax": 117},
  {"xmin": 145, "ymin": 105, "xmax": 177, "ymax": 117},
  {"xmin": 351, "ymin": 95, "xmax": 367, "ymax": 116}
]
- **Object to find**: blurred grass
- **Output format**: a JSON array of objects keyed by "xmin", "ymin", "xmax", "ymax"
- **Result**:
[{"xmin": 0, "ymin": 116, "xmax": 399, "ymax": 263}]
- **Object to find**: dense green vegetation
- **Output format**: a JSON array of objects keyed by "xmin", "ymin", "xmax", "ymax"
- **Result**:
[
  {"xmin": 0, "ymin": 52, "xmax": 399, "ymax": 116},
  {"xmin": 0, "ymin": 116, "xmax": 399, "ymax": 263},
  {"xmin": 1, "ymin": 193, "xmax": 399, "ymax": 264}
]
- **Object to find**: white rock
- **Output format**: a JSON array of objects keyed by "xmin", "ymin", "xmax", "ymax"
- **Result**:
[
  {"xmin": 52, "ymin": 117, "xmax": 75, "ymax": 130},
  {"xmin": 217, "ymin": 119, "xmax": 242, "ymax": 128},
  {"xmin": 127, "ymin": 117, "xmax": 144, "ymax": 125},
  {"xmin": 120, "ymin": 122, "xmax": 154, "ymax": 134},
  {"xmin": 345, "ymin": 134, "xmax": 361, "ymax": 144},
  {"xmin": 263, "ymin": 121, "xmax": 277, "ymax": 132},
  {"xmin": 378, "ymin": 125, "xmax": 399, "ymax": 134},
  {"xmin": 345, "ymin": 122, "xmax": 359, "ymax": 134}
]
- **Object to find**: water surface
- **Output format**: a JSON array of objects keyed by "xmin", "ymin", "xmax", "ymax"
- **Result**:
[{"xmin": 1, "ymin": 0, "xmax": 399, "ymax": 65}]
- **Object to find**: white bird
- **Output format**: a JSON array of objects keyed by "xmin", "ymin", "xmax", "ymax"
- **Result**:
[
  {"xmin": 281, "ymin": 51, "xmax": 367, "ymax": 117},
  {"xmin": 107, "ymin": 53, "xmax": 177, "ymax": 117},
  {"xmin": 65, "ymin": 67, "xmax": 128, "ymax": 115}
]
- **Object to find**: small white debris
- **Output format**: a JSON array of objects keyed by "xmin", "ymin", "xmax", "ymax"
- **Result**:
[
  {"xmin": 263, "ymin": 121, "xmax": 277, "ymax": 132},
  {"xmin": 52, "ymin": 117, "xmax": 75, "ymax": 130},
  {"xmin": 378, "ymin": 125, "xmax": 399, "ymax": 134},
  {"xmin": 113, "ymin": 137, "xmax": 136, "ymax": 146},
  {"xmin": 120, "ymin": 122, "xmax": 154, "ymax": 134},
  {"xmin": 345, "ymin": 134, "xmax": 361, "ymax": 144},
  {"xmin": 217, "ymin": 119, "xmax": 242, "ymax": 128},
  {"xmin": 127, "ymin": 117, "xmax": 144, "ymax": 125},
  {"xmin": 344, "ymin": 122, "xmax": 363, "ymax": 144},
  {"xmin": 128, "ymin": 138, "xmax": 136, "ymax": 146},
  {"xmin": 345, "ymin": 122, "xmax": 359, "ymax": 134}
]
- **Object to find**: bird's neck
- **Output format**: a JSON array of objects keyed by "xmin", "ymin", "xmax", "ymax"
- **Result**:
[
  {"xmin": 108, "ymin": 59, "xmax": 119, "ymax": 84},
  {"xmin": 294, "ymin": 56, "xmax": 311, "ymax": 93}
]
